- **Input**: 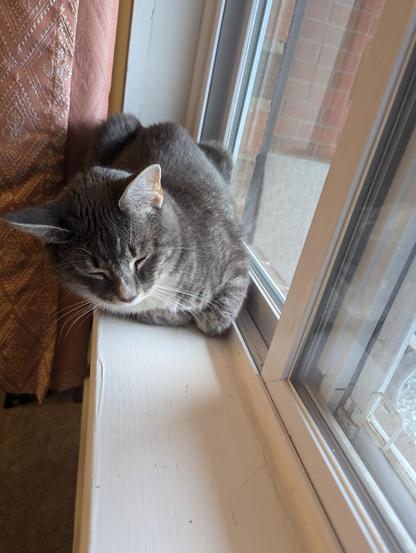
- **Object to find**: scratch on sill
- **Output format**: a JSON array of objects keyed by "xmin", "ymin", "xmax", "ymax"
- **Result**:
[
  {"xmin": 240, "ymin": 463, "xmax": 267, "ymax": 491},
  {"xmin": 96, "ymin": 358, "xmax": 105, "ymax": 417}
]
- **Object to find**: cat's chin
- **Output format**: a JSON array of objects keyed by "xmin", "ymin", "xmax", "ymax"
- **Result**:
[{"xmin": 100, "ymin": 296, "xmax": 143, "ymax": 314}]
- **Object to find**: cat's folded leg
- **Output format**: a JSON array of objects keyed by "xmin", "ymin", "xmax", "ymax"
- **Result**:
[
  {"xmin": 133, "ymin": 309, "xmax": 192, "ymax": 327},
  {"xmin": 194, "ymin": 277, "xmax": 248, "ymax": 336},
  {"xmin": 194, "ymin": 310, "xmax": 234, "ymax": 337}
]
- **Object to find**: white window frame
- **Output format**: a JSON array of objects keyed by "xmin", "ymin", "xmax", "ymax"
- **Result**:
[{"xmin": 107, "ymin": 1, "xmax": 416, "ymax": 551}]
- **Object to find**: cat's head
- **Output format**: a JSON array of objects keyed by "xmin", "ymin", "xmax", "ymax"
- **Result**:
[{"xmin": 1, "ymin": 165, "xmax": 172, "ymax": 309}]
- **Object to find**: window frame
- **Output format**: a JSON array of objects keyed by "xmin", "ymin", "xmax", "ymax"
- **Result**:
[{"xmin": 187, "ymin": 1, "xmax": 416, "ymax": 551}]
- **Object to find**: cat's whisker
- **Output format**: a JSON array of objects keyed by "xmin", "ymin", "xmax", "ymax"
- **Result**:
[
  {"xmin": 73, "ymin": 246, "xmax": 95, "ymax": 257},
  {"xmin": 65, "ymin": 303, "xmax": 96, "ymax": 333},
  {"xmin": 46, "ymin": 298, "xmax": 91, "ymax": 325},
  {"xmin": 166, "ymin": 247, "xmax": 212, "ymax": 255},
  {"xmin": 156, "ymin": 284, "xmax": 217, "ymax": 303},
  {"xmin": 149, "ymin": 290, "xmax": 178, "ymax": 310},
  {"xmin": 60, "ymin": 287, "xmax": 80, "ymax": 301},
  {"xmin": 61, "ymin": 302, "xmax": 95, "ymax": 337},
  {"xmin": 63, "ymin": 304, "xmax": 96, "ymax": 340},
  {"xmin": 155, "ymin": 287, "xmax": 215, "ymax": 317},
  {"xmin": 58, "ymin": 309, "xmax": 85, "ymax": 339},
  {"xmin": 44, "ymin": 300, "xmax": 91, "ymax": 336},
  {"xmin": 58, "ymin": 301, "xmax": 93, "ymax": 338},
  {"xmin": 156, "ymin": 285, "xmax": 206, "ymax": 302},
  {"xmin": 149, "ymin": 290, "xmax": 199, "ymax": 317},
  {"xmin": 155, "ymin": 285, "xmax": 232, "ymax": 318},
  {"xmin": 57, "ymin": 258, "xmax": 91, "ymax": 267},
  {"xmin": 153, "ymin": 288, "xmax": 213, "ymax": 325}
]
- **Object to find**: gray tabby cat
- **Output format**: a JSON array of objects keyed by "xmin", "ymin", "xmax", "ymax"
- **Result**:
[{"xmin": 2, "ymin": 114, "xmax": 249, "ymax": 335}]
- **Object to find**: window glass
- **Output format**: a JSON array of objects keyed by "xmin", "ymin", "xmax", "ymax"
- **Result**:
[
  {"xmin": 233, "ymin": 0, "xmax": 384, "ymax": 295},
  {"xmin": 294, "ymin": 124, "xmax": 416, "ymax": 544}
]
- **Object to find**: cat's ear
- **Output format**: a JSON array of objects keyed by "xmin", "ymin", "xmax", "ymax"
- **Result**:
[
  {"xmin": 119, "ymin": 164, "xmax": 164, "ymax": 212},
  {"xmin": 0, "ymin": 202, "xmax": 69, "ymax": 243}
]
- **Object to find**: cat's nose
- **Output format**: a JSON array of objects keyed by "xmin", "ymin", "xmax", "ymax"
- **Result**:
[
  {"xmin": 119, "ymin": 293, "xmax": 136, "ymax": 303},
  {"xmin": 116, "ymin": 278, "xmax": 136, "ymax": 303}
]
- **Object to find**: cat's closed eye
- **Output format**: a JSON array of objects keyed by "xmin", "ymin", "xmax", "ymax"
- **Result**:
[
  {"xmin": 88, "ymin": 269, "xmax": 109, "ymax": 280},
  {"xmin": 133, "ymin": 255, "xmax": 148, "ymax": 271}
]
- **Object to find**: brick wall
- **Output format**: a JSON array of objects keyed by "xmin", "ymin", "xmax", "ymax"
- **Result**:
[
  {"xmin": 274, "ymin": 0, "xmax": 383, "ymax": 160},
  {"xmin": 238, "ymin": 0, "xmax": 384, "ymax": 164},
  {"xmin": 238, "ymin": 0, "xmax": 292, "ymax": 157}
]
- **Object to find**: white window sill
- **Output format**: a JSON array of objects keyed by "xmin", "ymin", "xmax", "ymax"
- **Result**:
[{"xmin": 72, "ymin": 313, "xmax": 339, "ymax": 553}]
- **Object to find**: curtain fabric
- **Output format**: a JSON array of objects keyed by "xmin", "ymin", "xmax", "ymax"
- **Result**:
[
  {"xmin": 50, "ymin": 0, "xmax": 119, "ymax": 392},
  {"xmin": 0, "ymin": 0, "xmax": 119, "ymax": 401}
]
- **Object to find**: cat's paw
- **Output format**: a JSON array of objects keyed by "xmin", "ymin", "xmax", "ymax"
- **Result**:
[{"xmin": 194, "ymin": 312, "xmax": 233, "ymax": 336}]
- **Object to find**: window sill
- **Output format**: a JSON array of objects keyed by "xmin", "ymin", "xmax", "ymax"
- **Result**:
[{"xmin": 72, "ymin": 312, "xmax": 339, "ymax": 553}]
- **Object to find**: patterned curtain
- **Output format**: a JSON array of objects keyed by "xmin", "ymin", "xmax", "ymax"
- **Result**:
[{"xmin": 0, "ymin": 0, "xmax": 119, "ymax": 401}]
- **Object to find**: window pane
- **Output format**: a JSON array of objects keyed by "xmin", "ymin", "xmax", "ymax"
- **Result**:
[
  {"xmin": 294, "ymin": 124, "xmax": 416, "ymax": 545},
  {"xmin": 233, "ymin": 0, "xmax": 384, "ymax": 294}
]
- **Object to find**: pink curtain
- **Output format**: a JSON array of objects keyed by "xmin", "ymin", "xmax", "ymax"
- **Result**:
[
  {"xmin": 0, "ymin": 0, "xmax": 119, "ymax": 400},
  {"xmin": 50, "ymin": 0, "xmax": 119, "ymax": 393}
]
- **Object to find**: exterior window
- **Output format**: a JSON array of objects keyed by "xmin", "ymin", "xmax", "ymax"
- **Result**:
[
  {"xmin": 235, "ymin": 0, "xmax": 384, "ymax": 295},
  {"xmin": 203, "ymin": 0, "xmax": 384, "ymax": 299},
  {"xmin": 293, "ymin": 122, "xmax": 416, "ymax": 546}
]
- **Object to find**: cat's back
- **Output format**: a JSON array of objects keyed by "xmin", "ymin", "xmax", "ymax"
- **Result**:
[
  {"xmin": 96, "ymin": 114, "xmax": 236, "ymax": 223},
  {"xmin": 113, "ymin": 121, "xmax": 204, "ymax": 179}
]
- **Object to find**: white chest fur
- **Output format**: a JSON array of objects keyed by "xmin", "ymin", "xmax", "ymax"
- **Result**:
[{"xmin": 129, "ymin": 293, "xmax": 169, "ymax": 313}]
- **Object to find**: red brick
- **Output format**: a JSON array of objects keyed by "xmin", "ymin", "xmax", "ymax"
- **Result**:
[
  {"xmin": 239, "ymin": 110, "xmax": 268, "ymax": 155},
  {"xmin": 306, "ymin": 0, "xmax": 332, "ymax": 21},
  {"xmin": 332, "ymin": 70, "xmax": 355, "ymax": 91},
  {"xmin": 316, "ymin": 126, "xmax": 340, "ymax": 145},
  {"xmin": 330, "ymin": 3, "xmax": 353, "ymax": 28},
  {"xmin": 291, "ymin": 59, "xmax": 315, "ymax": 81},
  {"xmin": 358, "ymin": 0, "xmax": 384, "ymax": 16},
  {"xmin": 311, "ymin": 64, "xmax": 333, "ymax": 87},
  {"xmin": 285, "ymin": 79, "xmax": 308, "ymax": 100},
  {"xmin": 277, "ymin": 137, "xmax": 311, "ymax": 155},
  {"xmin": 281, "ymin": 99, "xmax": 321, "ymax": 123},
  {"xmin": 301, "ymin": 18, "xmax": 327, "ymax": 43},
  {"xmin": 369, "ymin": 15, "xmax": 381, "ymax": 36},
  {"xmin": 350, "ymin": 8, "xmax": 374, "ymax": 34},
  {"xmin": 320, "ymin": 106, "xmax": 348, "ymax": 127},
  {"xmin": 276, "ymin": 0, "xmax": 296, "ymax": 43},
  {"xmin": 315, "ymin": 142, "xmax": 337, "ymax": 160},
  {"xmin": 325, "ymin": 25, "xmax": 345, "ymax": 47},
  {"xmin": 275, "ymin": 117, "xmax": 299, "ymax": 137},
  {"xmin": 299, "ymin": 123, "xmax": 340, "ymax": 146},
  {"xmin": 337, "ymin": 51, "xmax": 361, "ymax": 74},
  {"xmin": 297, "ymin": 123, "xmax": 315, "ymax": 141},
  {"xmin": 325, "ymin": 89, "xmax": 350, "ymax": 110},
  {"xmin": 306, "ymin": 85, "xmax": 350, "ymax": 111},
  {"xmin": 295, "ymin": 39, "xmax": 320, "ymax": 64},
  {"xmin": 344, "ymin": 31, "xmax": 370, "ymax": 54},
  {"xmin": 307, "ymin": 84, "xmax": 327, "ymax": 105},
  {"xmin": 318, "ymin": 45, "xmax": 339, "ymax": 67}
]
